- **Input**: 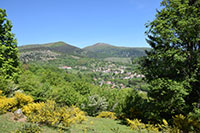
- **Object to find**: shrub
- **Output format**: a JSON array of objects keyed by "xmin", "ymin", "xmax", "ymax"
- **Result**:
[
  {"xmin": 0, "ymin": 75, "xmax": 17, "ymax": 96},
  {"xmin": 22, "ymin": 102, "xmax": 45, "ymax": 116},
  {"xmin": 0, "ymin": 90, "xmax": 3, "ymax": 98},
  {"xmin": 0, "ymin": 91, "xmax": 33, "ymax": 114},
  {"xmin": 71, "ymin": 81, "xmax": 92, "ymax": 95},
  {"xmin": 0, "ymin": 97, "xmax": 17, "ymax": 114},
  {"xmin": 96, "ymin": 111, "xmax": 117, "ymax": 120},
  {"xmin": 54, "ymin": 85, "xmax": 84, "ymax": 106},
  {"xmin": 120, "ymin": 89, "xmax": 150, "ymax": 122},
  {"xmin": 15, "ymin": 92, "xmax": 34, "ymax": 108},
  {"xmin": 173, "ymin": 114, "xmax": 200, "ymax": 132},
  {"xmin": 126, "ymin": 119, "xmax": 147, "ymax": 132},
  {"xmin": 126, "ymin": 118, "xmax": 174, "ymax": 133},
  {"xmin": 14, "ymin": 123, "xmax": 41, "ymax": 133},
  {"xmin": 23, "ymin": 100, "xmax": 87, "ymax": 129}
]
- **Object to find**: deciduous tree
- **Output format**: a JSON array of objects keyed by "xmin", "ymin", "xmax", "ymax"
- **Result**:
[{"xmin": 141, "ymin": 0, "xmax": 200, "ymax": 120}]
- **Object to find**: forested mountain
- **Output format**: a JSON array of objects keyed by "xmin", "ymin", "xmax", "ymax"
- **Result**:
[
  {"xmin": 19, "ymin": 41, "xmax": 149, "ymax": 63},
  {"xmin": 19, "ymin": 41, "xmax": 83, "ymax": 54},
  {"xmin": 83, "ymin": 43, "xmax": 150, "ymax": 58}
]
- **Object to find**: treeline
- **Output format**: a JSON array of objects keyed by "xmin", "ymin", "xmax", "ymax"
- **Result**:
[{"xmin": 1, "ymin": 63, "xmax": 144, "ymax": 117}]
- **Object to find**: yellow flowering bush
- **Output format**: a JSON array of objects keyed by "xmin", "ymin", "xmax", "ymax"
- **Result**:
[
  {"xmin": 22, "ymin": 102, "xmax": 45, "ymax": 115},
  {"xmin": 0, "ymin": 90, "xmax": 3, "ymax": 98},
  {"xmin": 60, "ymin": 105, "xmax": 87, "ymax": 127},
  {"xmin": 126, "ymin": 118, "xmax": 188, "ymax": 133},
  {"xmin": 0, "ymin": 97, "xmax": 18, "ymax": 114},
  {"xmin": 126, "ymin": 118, "xmax": 173, "ymax": 132},
  {"xmin": 23, "ymin": 100, "xmax": 87, "ymax": 129},
  {"xmin": 0, "ymin": 91, "xmax": 33, "ymax": 114},
  {"xmin": 96, "ymin": 111, "xmax": 117, "ymax": 120},
  {"xmin": 126, "ymin": 119, "xmax": 150, "ymax": 132},
  {"xmin": 15, "ymin": 92, "xmax": 34, "ymax": 108},
  {"xmin": 173, "ymin": 114, "xmax": 200, "ymax": 132}
]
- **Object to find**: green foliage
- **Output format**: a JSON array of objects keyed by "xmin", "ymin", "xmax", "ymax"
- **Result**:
[
  {"xmin": 148, "ymin": 79, "xmax": 189, "ymax": 120},
  {"xmin": 17, "ymin": 65, "xmax": 98, "ymax": 107},
  {"xmin": 0, "ymin": 8, "xmax": 20, "ymax": 80},
  {"xmin": 0, "ymin": 75, "xmax": 17, "ymax": 95},
  {"xmin": 190, "ymin": 105, "xmax": 200, "ymax": 122},
  {"xmin": 71, "ymin": 81, "xmax": 92, "ymax": 95},
  {"xmin": 120, "ymin": 89, "xmax": 150, "ymax": 122},
  {"xmin": 140, "ymin": 0, "xmax": 200, "ymax": 124},
  {"xmin": 53, "ymin": 85, "xmax": 84, "ymax": 106},
  {"xmin": 18, "ymin": 70, "xmax": 51, "ymax": 102}
]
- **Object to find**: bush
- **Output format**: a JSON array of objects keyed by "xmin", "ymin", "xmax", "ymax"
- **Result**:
[
  {"xmin": 0, "ymin": 75, "xmax": 17, "ymax": 96},
  {"xmin": 22, "ymin": 102, "xmax": 45, "ymax": 116},
  {"xmin": 0, "ymin": 97, "xmax": 17, "ymax": 114},
  {"xmin": 120, "ymin": 89, "xmax": 150, "ymax": 122},
  {"xmin": 126, "ymin": 119, "xmax": 172, "ymax": 132},
  {"xmin": 0, "ymin": 91, "xmax": 33, "ymax": 114},
  {"xmin": 97, "ymin": 111, "xmax": 117, "ymax": 120},
  {"xmin": 15, "ymin": 92, "xmax": 34, "ymax": 108},
  {"xmin": 23, "ymin": 100, "xmax": 87, "ymax": 129},
  {"xmin": 54, "ymin": 85, "xmax": 85, "ymax": 106},
  {"xmin": 14, "ymin": 123, "xmax": 41, "ymax": 133},
  {"xmin": 127, "ymin": 119, "xmax": 158, "ymax": 132},
  {"xmin": 173, "ymin": 114, "xmax": 200, "ymax": 132}
]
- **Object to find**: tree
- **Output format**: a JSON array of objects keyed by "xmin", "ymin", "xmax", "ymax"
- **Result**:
[
  {"xmin": 140, "ymin": 0, "xmax": 200, "ymax": 121},
  {"xmin": 0, "ymin": 8, "xmax": 19, "ymax": 80}
]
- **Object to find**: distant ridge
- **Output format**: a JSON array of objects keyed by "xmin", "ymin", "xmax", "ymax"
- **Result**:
[
  {"xmin": 19, "ymin": 41, "xmax": 82, "ymax": 55},
  {"xmin": 83, "ymin": 42, "xmax": 150, "ymax": 58},
  {"xmin": 18, "ymin": 41, "xmax": 150, "ymax": 63}
]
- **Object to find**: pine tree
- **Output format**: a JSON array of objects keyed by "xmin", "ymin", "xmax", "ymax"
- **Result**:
[{"xmin": 0, "ymin": 8, "xmax": 19, "ymax": 80}]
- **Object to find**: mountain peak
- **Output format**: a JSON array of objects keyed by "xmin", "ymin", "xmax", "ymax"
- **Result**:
[
  {"xmin": 93, "ymin": 43, "xmax": 113, "ymax": 47},
  {"xmin": 84, "ymin": 43, "xmax": 115, "ymax": 50},
  {"xmin": 43, "ymin": 41, "xmax": 69, "ymax": 47}
]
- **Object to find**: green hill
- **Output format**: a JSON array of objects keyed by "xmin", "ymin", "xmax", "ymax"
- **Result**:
[
  {"xmin": 83, "ymin": 43, "xmax": 150, "ymax": 58},
  {"xmin": 18, "ymin": 41, "xmax": 149, "ymax": 64},
  {"xmin": 19, "ymin": 41, "xmax": 82, "ymax": 54},
  {"xmin": 19, "ymin": 41, "xmax": 85, "ymax": 63}
]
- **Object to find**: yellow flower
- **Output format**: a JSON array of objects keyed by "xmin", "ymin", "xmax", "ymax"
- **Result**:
[{"xmin": 162, "ymin": 119, "xmax": 168, "ymax": 126}]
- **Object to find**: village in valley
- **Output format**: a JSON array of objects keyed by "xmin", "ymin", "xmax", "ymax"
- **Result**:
[{"xmin": 59, "ymin": 60, "xmax": 145, "ymax": 89}]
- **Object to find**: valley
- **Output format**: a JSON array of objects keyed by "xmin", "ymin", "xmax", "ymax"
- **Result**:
[{"xmin": 19, "ymin": 41, "xmax": 147, "ymax": 90}]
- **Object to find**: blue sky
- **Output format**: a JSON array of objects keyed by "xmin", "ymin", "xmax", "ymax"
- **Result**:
[{"xmin": 1, "ymin": 0, "xmax": 162, "ymax": 48}]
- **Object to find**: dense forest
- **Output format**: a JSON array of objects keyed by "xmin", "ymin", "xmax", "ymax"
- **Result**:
[{"xmin": 1, "ymin": 0, "xmax": 200, "ymax": 132}]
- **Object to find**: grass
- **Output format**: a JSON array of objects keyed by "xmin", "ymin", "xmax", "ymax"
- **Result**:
[
  {"xmin": 69, "ymin": 117, "xmax": 133, "ymax": 133},
  {"xmin": 0, "ymin": 113, "xmax": 133, "ymax": 133},
  {"xmin": 0, "ymin": 113, "xmax": 58, "ymax": 133},
  {"xmin": 0, "ymin": 113, "xmax": 23, "ymax": 133}
]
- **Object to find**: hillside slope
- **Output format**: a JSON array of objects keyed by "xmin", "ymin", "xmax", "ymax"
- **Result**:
[
  {"xmin": 83, "ymin": 43, "xmax": 150, "ymax": 58},
  {"xmin": 19, "ymin": 41, "xmax": 82, "ymax": 54},
  {"xmin": 18, "ymin": 41, "xmax": 149, "ymax": 63},
  {"xmin": 19, "ymin": 41, "xmax": 85, "ymax": 63}
]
